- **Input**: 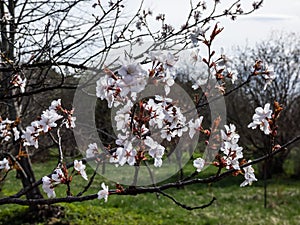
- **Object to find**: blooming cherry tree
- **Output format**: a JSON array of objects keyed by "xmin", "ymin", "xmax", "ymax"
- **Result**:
[{"xmin": 0, "ymin": 1, "xmax": 299, "ymax": 220}]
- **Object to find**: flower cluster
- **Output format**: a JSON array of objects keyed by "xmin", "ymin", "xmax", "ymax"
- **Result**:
[
  {"xmin": 220, "ymin": 124, "xmax": 243, "ymax": 170},
  {"xmin": 42, "ymin": 168, "xmax": 66, "ymax": 198},
  {"xmin": 0, "ymin": 117, "xmax": 19, "ymax": 142},
  {"xmin": 42, "ymin": 160, "xmax": 88, "ymax": 198},
  {"xmin": 218, "ymin": 124, "xmax": 258, "ymax": 187},
  {"xmin": 96, "ymin": 62, "xmax": 147, "ymax": 108},
  {"xmin": 248, "ymin": 103, "xmax": 272, "ymax": 135},
  {"xmin": 22, "ymin": 99, "xmax": 76, "ymax": 148},
  {"xmin": 107, "ymin": 94, "xmax": 204, "ymax": 168},
  {"xmin": 96, "ymin": 52, "xmax": 177, "ymax": 108},
  {"xmin": 95, "ymin": 52, "xmax": 207, "ymax": 168},
  {"xmin": 240, "ymin": 161, "xmax": 257, "ymax": 187}
]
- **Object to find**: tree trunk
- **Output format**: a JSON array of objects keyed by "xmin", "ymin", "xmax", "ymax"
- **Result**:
[{"xmin": 1, "ymin": 1, "xmax": 44, "ymax": 203}]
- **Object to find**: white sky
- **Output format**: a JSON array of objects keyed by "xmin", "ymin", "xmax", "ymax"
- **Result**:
[{"xmin": 138, "ymin": 0, "xmax": 300, "ymax": 52}]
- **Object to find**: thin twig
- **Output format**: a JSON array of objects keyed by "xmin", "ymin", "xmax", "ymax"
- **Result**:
[{"xmin": 159, "ymin": 190, "xmax": 216, "ymax": 210}]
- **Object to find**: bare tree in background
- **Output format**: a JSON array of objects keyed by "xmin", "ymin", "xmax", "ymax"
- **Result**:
[{"xmin": 228, "ymin": 32, "xmax": 300, "ymax": 178}]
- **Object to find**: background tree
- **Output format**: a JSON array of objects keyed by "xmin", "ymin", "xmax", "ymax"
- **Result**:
[{"xmin": 227, "ymin": 32, "xmax": 300, "ymax": 178}]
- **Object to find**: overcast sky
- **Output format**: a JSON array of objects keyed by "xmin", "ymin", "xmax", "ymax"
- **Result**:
[{"xmin": 139, "ymin": 0, "xmax": 300, "ymax": 51}]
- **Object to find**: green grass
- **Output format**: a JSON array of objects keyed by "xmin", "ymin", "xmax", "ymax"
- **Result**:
[{"xmin": 0, "ymin": 158, "xmax": 300, "ymax": 225}]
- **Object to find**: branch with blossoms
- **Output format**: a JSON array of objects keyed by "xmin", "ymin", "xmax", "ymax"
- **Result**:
[
  {"xmin": 0, "ymin": 42, "xmax": 292, "ymax": 209},
  {"xmin": 2, "ymin": 0, "xmax": 298, "ymax": 213},
  {"xmin": 0, "ymin": 134, "xmax": 299, "ymax": 207}
]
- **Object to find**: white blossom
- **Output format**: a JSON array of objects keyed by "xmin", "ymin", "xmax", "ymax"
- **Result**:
[
  {"xmin": 110, "ymin": 142, "xmax": 136, "ymax": 166},
  {"xmin": 51, "ymin": 168, "xmax": 65, "ymax": 185},
  {"xmin": 97, "ymin": 182, "xmax": 109, "ymax": 202},
  {"xmin": 86, "ymin": 143, "xmax": 99, "ymax": 158},
  {"xmin": 188, "ymin": 116, "xmax": 203, "ymax": 138},
  {"xmin": 12, "ymin": 127, "xmax": 20, "ymax": 141},
  {"xmin": 0, "ymin": 158, "xmax": 10, "ymax": 171},
  {"xmin": 220, "ymin": 124, "xmax": 240, "ymax": 144},
  {"xmin": 248, "ymin": 103, "xmax": 272, "ymax": 135},
  {"xmin": 40, "ymin": 109, "xmax": 63, "ymax": 132},
  {"xmin": 193, "ymin": 157, "xmax": 205, "ymax": 172},
  {"xmin": 263, "ymin": 65, "xmax": 276, "ymax": 90},
  {"xmin": 240, "ymin": 161, "xmax": 258, "ymax": 187},
  {"xmin": 49, "ymin": 99, "xmax": 61, "ymax": 110},
  {"xmin": 65, "ymin": 115, "xmax": 76, "ymax": 128},
  {"xmin": 144, "ymin": 136, "xmax": 165, "ymax": 167},
  {"xmin": 96, "ymin": 75, "xmax": 116, "ymax": 108},
  {"xmin": 115, "ymin": 101, "xmax": 132, "ymax": 132},
  {"xmin": 42, "ymin": 176, "xmax": 56, "ymax": 198},
  {"xmin": 22, "ymin": 126, "xmax": 39, "ymax": 148},
  {"xmin": 74, "ymin": 160, "xmax": 88, "ymax": 180},
  {"xmin": 11, "ymin": 74, "xmax": 26, "ymax": 93}
]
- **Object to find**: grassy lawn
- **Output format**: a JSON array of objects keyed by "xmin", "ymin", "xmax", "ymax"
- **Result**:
[{"xmin": 0, "ymin": 158, "xmax": 299, "ymax": 225}]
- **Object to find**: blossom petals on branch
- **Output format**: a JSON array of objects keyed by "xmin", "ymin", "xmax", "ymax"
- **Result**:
[
  {"xmin": 42, "ymin": 176, "xmax": 56, "ymax": 198},
  {"xmin": 97, "ymin": 182, "xmax": 109, "ymax": 202},
  {"xmin": 247, "ymin": 103, "xmax": 272, "ymax": 135},
  {"xmin": 240, "ymin": 161, "xmax": 257, "ymax": 187},
  {"xmin": 74, "ymin": 160, "xmax": 88, "ymax": 180},
  {"xmin": 193, "ymin": 157, "xmax": 205, "ymax": 172}
]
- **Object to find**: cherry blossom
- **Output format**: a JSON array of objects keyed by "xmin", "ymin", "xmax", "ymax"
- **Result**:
[
  {"xmin": 0, "ymin": 118, "xmax": 14, "ymax": 142},
  {"xmin": 188, "ymin": 116, "xmax": 203, "ymax": 138},
  {"xmin": 145, "ymin": 99, "xmax": 164, "ymax": 129},
  {"xmin": 0, "ymin": 158, "xmax": 10, "ymax": 171},
  {"xmin": 263, "ymin": 65, "xmax": 276, "ymax": 90},
  {"xmin": 21, "ymin": 99, "xmax": 74, "ymax": 148},
  {"xmin": 144, "ymin": 137, "xmax": 165, "ymax": 167},
  {"xmin": 162, "ymin": 72, "xmax": 175, "ymax": 95},
  {"xmin": 248, "ymin": 103, "xmax": 272, "ymax": 135},
  {"xmin": 220, "ymin": 124, "xmax": 244, "ymax": 170},
  {"xmin": 110, "ymin": 141, "xmax": 136, "ymax": 166},
  {"xmin": 12, "ymin": 127, "xmax": 20, "ymax": 141},
  {"xmin": 148, "ymin": 51, "xmax": 167, "ymax": 63},
  {"xmin": 221, "ymin": 141, "xmax": 243, "ymax": 170},
  {"xmin": 51, "ymin": 168, "xmax": 65, "ymax": 185},
  {"xmin": 193, "ymin": 157, "xmax": 205, "ymax": 172},
  {"xmin": 22, "ymin": 126, "xmax": 39, "ymax": 148},
  {"xmin": 160, "ymin": 128, "xmax": 173, "ymax": 142},
  {"xmin": 42, "ymin": 168, "xmax": 66, "ymax": 198},
  {"xmin": 240, "ymin": 161, "xmax": 258, "ymax": 187},
  {"xmin": 220, "ymin": 124, "xmax": 240, "ymax": 144},
  {"xmin": 42, "ymin": 176, "xmax": 56, "ymax": 198},
  {"xmin": 74, "ymin": 160, "xmax": 88, "ymax": 180},
  {"xmin": 117, "ymin": 63, "xmax": 147, "ymax": 99},
  {"xmin": 40, "ymin": 109, "xmax": 63, "ymax": 133},
  {"xmin": 65, "ymin": 115, "xmax": 76, "ymax": 129},
  {"xmin": 86, "ymin": 143, "xmax": 99, "ymax": 158},
  {"xmin": 115, "ymin": 101, "xmax": 133, "ymax": 132},
  {"xmin": 49, "ymin": 99, "xmax": 62, "ymax": 110},
  {"xmin": 97, "ymin": 182, "xmax": 109, "ymax": 202},
  {"xmin": 96, "ymin": 75, "xmax": 116, "ymax": 108}
]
